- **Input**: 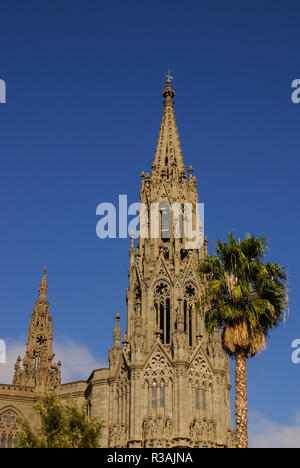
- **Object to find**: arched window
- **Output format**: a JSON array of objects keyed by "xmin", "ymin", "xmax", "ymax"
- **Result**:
[
  {"xmin": 1, "ymin": 432, "xmax": 6, "ymax": 448},
  {"xmin": 134, "ymin": 285, "xmax": 141, "ymax": 302},
  {"xmin": 0, "ymin": 409, "xmax": 21, "ymax": 449},
  {"xmin": 152, "ymin": 382, "xmax": 157, "ymax": 409},
  {"xmin": 163, "ymin": 247, "xmax": 169, "ymax": 260},
  {"xmin": 160, "ymin": 381, "xmax": 165, "ymax": 408},
  {"xmin": 195, "ymin": 384, "xmax": 200, "ymax": 410},
  {"xmin": 184, "ymin": 284, "xmax": 197, "ymax": 347},
  {"xmin": 160, "ymin": 203, "xmax": 170, "ymax": 242},
  {"xmin": 154, "ymin": 282, "xmax": 171, "ymax": 344},
  {"xmin": 202, "ymin": 388, "xmax": 206, "ymax": 411}
]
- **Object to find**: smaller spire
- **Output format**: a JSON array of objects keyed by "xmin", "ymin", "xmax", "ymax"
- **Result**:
[
  {"xmin": 188, "ymin": 166, "xmax": 194, "ymax": 179},
  {"xmin": 129, "ymin": 231, "xmax": 135, "ymax": 267},
  {"xmin": 130, "ymin": 231, "xmax": 135, "ymax": 250},
  {"xmin": 39, "ymin": 267, "xmax": 48, "ymax": 300},
  {"xmin": 113, "ymin": 313, "xmax": 121, "ymax": 348}
]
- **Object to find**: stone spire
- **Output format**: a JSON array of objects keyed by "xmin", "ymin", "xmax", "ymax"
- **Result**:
[
  {"xmin": 12, "ymin": 268, "xmax": 61, "ymax": 390},
  {"xmin": 129, "ymin": 232, "xmax": 135, "ymax": 267},
  {"xmin": 39, "ymin": 266, "xmax": 48, "ymax": 300},
  {"xmin": 109, "ymin": 314, "xmax": 123, "ymax": 372},
  {"xmin": 113, "ymin": 313, "xmax": 121, "ymax": 348},
  {"xmin": 151, "ymin": 79, "xmax": 186, "ymax": 182},
  {"xmin": 104, "ymin": 80, "xmax": 234, "ymax": 449}
]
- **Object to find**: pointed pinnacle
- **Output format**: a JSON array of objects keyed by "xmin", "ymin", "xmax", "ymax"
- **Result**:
[{"xmin": 39, "ymin": 266, "xmax": 48, "ymax": 300}]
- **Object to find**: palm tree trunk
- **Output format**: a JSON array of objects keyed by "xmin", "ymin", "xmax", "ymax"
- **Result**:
[{"xmin": 235, "ymin": 350, "xmax": 248, "ymax": 448}]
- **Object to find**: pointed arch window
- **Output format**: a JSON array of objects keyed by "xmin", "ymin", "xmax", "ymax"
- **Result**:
[
  {"xmin": 0, "ymin": 410, "xmax": 21, "ymax": 449},
  {"xmin": 154, "ymin": 282, "xmax": 171, "ymax": 344},
  {"xmin": 152, "ymin": 381, "xmax": 157, "ymax": 409},
  {"xmin": 184, "ymin": 283, "xmax": 197, "ymax": 347},
  {"xmin": 202, "ymin": 387, "xmax": 206, "ymax": 411},
  {"xmin": 160, "ymin": 380, "xmax": 165, "ymax": 408},
  {"xmin": 159, "ymin": 203, "xmax": 170, "ymax": 242},
  {"xmin": 195, "ymin": 383, "xmax": 200, "ymax": 410}
]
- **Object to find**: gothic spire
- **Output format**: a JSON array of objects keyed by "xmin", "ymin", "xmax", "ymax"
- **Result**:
[
  {"xmin": 12, "ymin": 268, "xmax": 61, "ymax": 389},
  {"xmin": 113, "ymin": 313, "xmax": 121, "ymax": 348},
  {"xmin": 39, "ymin": 266, "xmax": 48, "ymax": 301},
  {"xmin": 151, "ymin": 79, "xmax": 186, "ymax": 181}
]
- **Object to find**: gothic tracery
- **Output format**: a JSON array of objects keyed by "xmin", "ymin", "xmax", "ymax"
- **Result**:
[{"xmin": 0, "ymin": 409, "xmax": 21, "ymax": 449}]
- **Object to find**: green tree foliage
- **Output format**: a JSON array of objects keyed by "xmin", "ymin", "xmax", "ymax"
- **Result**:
[{"xmin": 19, "ymin": 390, "xmax": 104, "ymax": 448}]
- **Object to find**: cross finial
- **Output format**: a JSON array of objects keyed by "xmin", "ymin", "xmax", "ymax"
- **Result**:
[{"xmin": 165, "ymin": 69, "xmax": 174, "ymax": 83}]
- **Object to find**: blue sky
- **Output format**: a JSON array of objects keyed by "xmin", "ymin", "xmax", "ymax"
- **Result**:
[{"xmin": 0, "ymin": 0, "xmax": 300, "ymax": 447}]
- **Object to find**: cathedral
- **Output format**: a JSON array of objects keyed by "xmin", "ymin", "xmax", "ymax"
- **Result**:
[{"xmin": 0, "ymin": 79, "xmax": 236, "ymax": 448}]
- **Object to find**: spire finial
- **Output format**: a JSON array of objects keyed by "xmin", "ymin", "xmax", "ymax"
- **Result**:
[
  {"xmin": 39, "ymin": 266, "xmax": 48, "ymax": 300},
  {"xmin": 130, "ymin": 231, "xmax": 135, "ymax": 251},
  {"xmin": 162, "ymin": 72, "xmax": 175, "ymax": 107},
  {"xmin": 188, "ymin": 166, "xmax": 194, "ymax": 179},
  {"xmin": 165, "ymin": 69, "xmax": 174, "ymax": 84}
]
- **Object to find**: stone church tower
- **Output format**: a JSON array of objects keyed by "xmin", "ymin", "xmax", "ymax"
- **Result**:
[
  {"xmin": 106, "ymin": 79, "xmax": 234, "ymax": 448},
  {"xmin": 0, "ymin": 79, "xmax": 235, "ymax": 448},
  {"xmin": 0, "ymin": 268, "xmax": 61, "ymax": 448},
  {"xmin": 12, "ymin": 268, "xmax": 61, "ymax": 390}
]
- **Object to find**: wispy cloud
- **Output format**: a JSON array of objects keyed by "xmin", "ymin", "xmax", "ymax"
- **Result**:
[
  {"xmin": 249, "ymin": 410, "xmax": 300, "ymax": 448},
  {"xmin": 0, "ymin": 338, "xmax": 25, "ymax": 384},
  {"xmin": 53, "ymin": 336, "xmax": 107, "ymax": 382},
  {"xmin": 0, "ymin": 336, "xmax": 107, "ymax": 384}
]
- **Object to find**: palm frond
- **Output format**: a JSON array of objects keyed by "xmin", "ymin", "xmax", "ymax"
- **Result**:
[{"xmin": 197, "ymin": 232, "xmax": 288, "ymax": 358}]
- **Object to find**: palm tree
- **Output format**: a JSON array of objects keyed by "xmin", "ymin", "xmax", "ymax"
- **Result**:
[{"xmin": 198, "ymin": 233, "xmax": 288, "ymax": 448}]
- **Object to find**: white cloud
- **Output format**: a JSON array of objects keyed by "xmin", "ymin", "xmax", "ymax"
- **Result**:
[
  {"xmin": 0, "ymin": 338, "xmax": 25, "ymax": 384},
  {"xmin": 53, "ymin": 336, "xmax": 107, "ymax": 383},
  {"xmin": 249, "ymin": 410, "xmax": 300, "ymax": 448},
  {"xmin": 0, "ymin": 336, "xmax": 107, "ymax": 385}
]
